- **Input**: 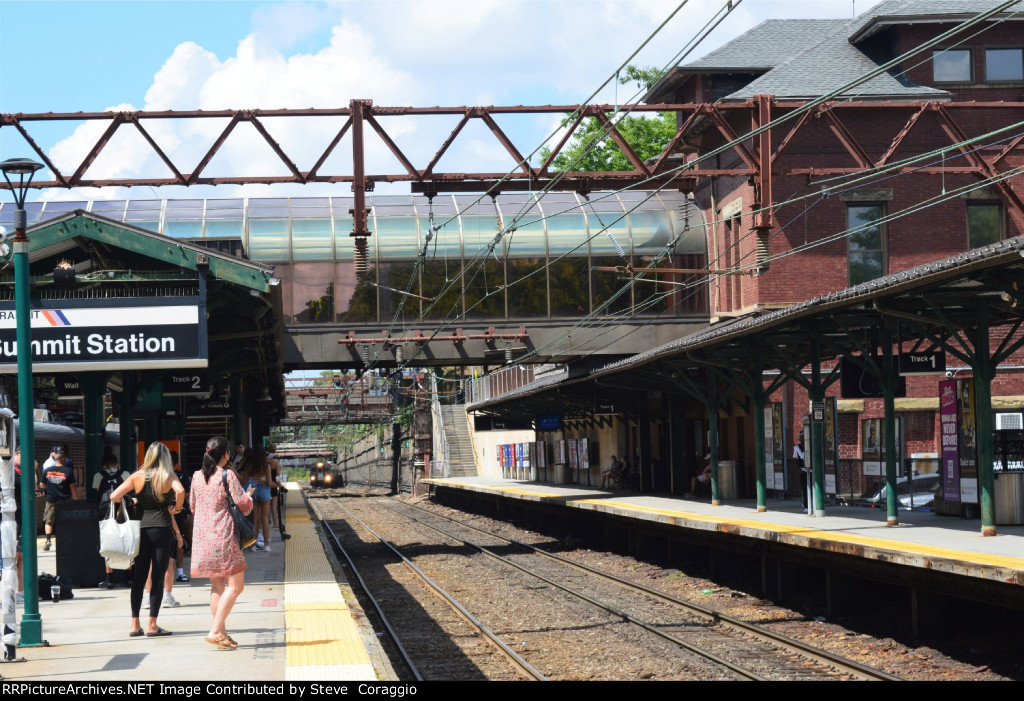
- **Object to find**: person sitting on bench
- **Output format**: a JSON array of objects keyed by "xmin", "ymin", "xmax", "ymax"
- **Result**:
[
  {"xmin": 686, "ymin": 453, "xmax": 711, "ymax": 496},
  {"xmin": 601, "ymin": 455, "xmax": 625, "ymax": 489}
]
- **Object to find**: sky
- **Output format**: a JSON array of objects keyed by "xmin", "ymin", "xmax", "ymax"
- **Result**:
[{"xmin": 0, "ymin": 0, "xmax": 883, "ymax": 201}]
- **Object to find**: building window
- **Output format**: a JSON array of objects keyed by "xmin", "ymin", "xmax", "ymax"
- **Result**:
[
  {"xmin": 848, "ymin": 204, "xmax": 885, "ymax": 285},
  {"xmin": 933, "ymin": 49, "xmax": 972, "ymax": 82},
  {"xmin": 985, "ymin": 48, "xmax": 1023, "ymax": 82},
  {"xmin": 967, "ymin": 202, "xmax": 1002, "ymax": 248}
]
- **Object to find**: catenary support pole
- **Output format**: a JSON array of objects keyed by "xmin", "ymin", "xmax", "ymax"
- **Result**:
[{"xmin": 882, "ymin": 327, "xmax": 900, "ymax": 526}]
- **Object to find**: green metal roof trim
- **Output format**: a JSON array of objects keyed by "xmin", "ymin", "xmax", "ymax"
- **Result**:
[{"xmin": 26, "ymin": 211, "xmax": 276, "ymax": 293}]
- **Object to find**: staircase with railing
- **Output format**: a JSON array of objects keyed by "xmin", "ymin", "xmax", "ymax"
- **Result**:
[{"xmin": 430, "ymin": 373, "xmax": 477, "ymax": 478}]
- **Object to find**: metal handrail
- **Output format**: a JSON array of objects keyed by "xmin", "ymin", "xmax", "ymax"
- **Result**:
[{"xmin": 430, "ymin": 372, "xmax": 451, "ymax": 478}]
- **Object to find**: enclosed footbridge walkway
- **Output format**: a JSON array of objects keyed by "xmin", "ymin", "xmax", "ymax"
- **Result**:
[{"xmin": 0, "ymin": 192, "xmax": 710, "ymax": 369}]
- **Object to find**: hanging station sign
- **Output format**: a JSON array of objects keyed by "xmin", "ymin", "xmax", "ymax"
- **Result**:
[
  {"xmin": 899, "ymin": 351, "xmax": 946, "ymax": 375},
  {"xmin": 162, "ymin": 372, "xmax": 212, "ymax": 397},
  {"xmin": 0, "ymin": 301, "xmax": 207, "ymax": 373}
]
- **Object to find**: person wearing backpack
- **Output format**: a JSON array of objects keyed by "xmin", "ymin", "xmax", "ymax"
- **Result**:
[{"xmin": 94, "ymin": 453, "xmax": 132, "ymax": 589}]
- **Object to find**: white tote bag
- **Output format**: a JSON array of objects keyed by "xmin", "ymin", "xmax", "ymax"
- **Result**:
[{"xmin": 98, "ymin": 500, "xmax": 140, "ymax": 570}]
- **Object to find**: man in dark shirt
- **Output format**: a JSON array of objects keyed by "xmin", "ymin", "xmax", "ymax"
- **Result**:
[
  {"xmin": 170, "ymin": 450, "xmax": 191, "ymax": 582},
  {"xmin": 39, "ymin": 450, "xmax": 79, "ymax": 551}
]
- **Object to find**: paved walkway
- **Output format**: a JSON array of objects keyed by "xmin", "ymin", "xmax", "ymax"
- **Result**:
[{"xmin": 1, "ymin": 485, "xmax": 383, "ymax": 681}]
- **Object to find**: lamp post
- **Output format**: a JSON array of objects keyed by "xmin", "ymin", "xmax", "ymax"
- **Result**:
[{"xmin": 1, "ymin": 157, "xmax": 45, "ymax": 646}]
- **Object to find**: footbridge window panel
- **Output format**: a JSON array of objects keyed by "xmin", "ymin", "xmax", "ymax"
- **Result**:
[
  {"xmin": 504, "ymin": 216, "xmax": 548, "ymax": 319},
  {"xmin": 463, "ymin": 258, "xmax": 506, "ymax": 319},
  {"xmin": 546, "ymin": 210, "xmax": 590, "ymax": 318}
]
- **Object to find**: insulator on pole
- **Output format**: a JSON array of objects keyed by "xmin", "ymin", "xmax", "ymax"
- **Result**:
[
  {"xmin": 353, "ymin": 237, "xmax": 369, "ymax": 275},
  {"xmin": 756, "ymin": 228, "xmax": 770, "ymax": 271}
]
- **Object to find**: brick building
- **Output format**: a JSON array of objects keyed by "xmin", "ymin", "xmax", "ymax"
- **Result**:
[{"xmin": 637, "ymin": 0, "xmax": 1024, "ymax": 498}]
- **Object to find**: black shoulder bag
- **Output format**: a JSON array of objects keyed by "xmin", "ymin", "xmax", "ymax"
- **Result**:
[{"xmin": 222, "ymin": 471, "xmax": 257, "ymax": 549}]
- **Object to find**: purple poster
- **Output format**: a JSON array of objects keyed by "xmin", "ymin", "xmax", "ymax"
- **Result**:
[{"xmin": 940, "ymin": 380, "xmax": 961, "ymax": 502}]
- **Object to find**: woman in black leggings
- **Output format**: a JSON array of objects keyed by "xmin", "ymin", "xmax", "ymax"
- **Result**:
[{"xmin": 111, "ymin": 442, "xmax": 185, "ymax": 637}]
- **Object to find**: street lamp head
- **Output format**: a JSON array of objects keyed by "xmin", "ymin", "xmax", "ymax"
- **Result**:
[
  {"xmin": 1, "ymin": 157, "xmax": 44, "ymax": 209},
  {"xmin": 0, "ymin": 158, "xmax": 44, "ymax": 177}
]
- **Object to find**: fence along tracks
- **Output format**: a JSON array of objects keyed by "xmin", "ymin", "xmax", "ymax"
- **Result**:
[{"xmin": 318, "ymin": 492, "xmax": 900, "ymax": 681}]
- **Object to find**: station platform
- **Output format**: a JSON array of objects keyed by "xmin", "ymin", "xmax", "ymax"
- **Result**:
[
  {"xmin": 1, "ymin": 485, "xmax": 386, "ymax": 682},
  {"xmin": 421, "ymin": 477, "xmax": 1024, "ymax": 588}
]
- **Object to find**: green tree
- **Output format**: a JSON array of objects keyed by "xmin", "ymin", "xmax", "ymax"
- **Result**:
[{"xmin": 539, "ymin": 66, "xmax": 675, "ymax": 172}]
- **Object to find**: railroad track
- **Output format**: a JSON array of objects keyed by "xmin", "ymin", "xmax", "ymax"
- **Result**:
[
  {"xmin": 327, "ymin": 492, "xmax": 901, "ymax": 681},
  {"xmin": 310, "ymin": 494, "xmax": 545, "ymax": 681}
]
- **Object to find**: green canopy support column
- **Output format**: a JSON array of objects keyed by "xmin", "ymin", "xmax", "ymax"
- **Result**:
[
  {"xmin": 752, "ymin": 386, "xmax": 767, "ymax": 512},
  {"xmin": 892, "ymin": 299, "xmax": 1024, "ymax": 536},
  {"xmin": 82, "ymin": 373, "xmax": 109, "ymax": 501},
  {"xmin": 669, "ymin": 395, "xmax": 688, "ymax": 495},
  {"xmin": 707, "ymin": 376, "xmax": 721, "ymax": 505},
  {"xmin": 662, "ymin": 362, "xmax": 745, "ymax": 506},
  {"xmin": 972, "ymin": 307, "xmax": 997, "ymax": 536},
  {"xmin": 733, "ymin": 357, "xmax": 790, "ymax": 513},
  {"xmin": 119, "ymin": 374, "xmax": 137, "ymax": 473},
  {"xmin": 808, "ymin": 341, "xmax": 827, "ymax": 517},
  {"xmin": 881, "ymin": 327, "xmax": 900, "ymax": 526}
]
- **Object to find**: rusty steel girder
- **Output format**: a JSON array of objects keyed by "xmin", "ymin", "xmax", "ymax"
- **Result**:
[{"xmin": 3, "ymin": 98, "xmax": 1023, "ymax": 228}]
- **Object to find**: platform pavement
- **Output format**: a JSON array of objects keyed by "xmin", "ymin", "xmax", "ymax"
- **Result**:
[
  {"xmin": 0, "ymin": 484, "xmax": 386, "ymax": 682},
  {"xmin": 422, "ymin": 476, "xmax": 1024, "ymax": 585}
]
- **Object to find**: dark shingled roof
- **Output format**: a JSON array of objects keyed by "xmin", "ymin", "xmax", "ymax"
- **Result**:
[
  {"xmin": 645, "ymin": 0, "xmax": 1024, "ymax": 103},
  {"xmin": 682, "ymin": 19, "xmax": 847, "ymax": 72}
]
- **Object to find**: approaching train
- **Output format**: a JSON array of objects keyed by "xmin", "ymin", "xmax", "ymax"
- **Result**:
[{"xmin": 308, "ymin": 460, "xmax": 344, "ymax": 489}]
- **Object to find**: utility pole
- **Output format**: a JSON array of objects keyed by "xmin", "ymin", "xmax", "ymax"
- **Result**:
[{"xmin": 390, "ymin": 370, "xmax": 401, "ymax": 495}]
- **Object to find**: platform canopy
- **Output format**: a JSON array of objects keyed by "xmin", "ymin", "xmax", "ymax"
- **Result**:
[
  {"xmin": 0, "ymin": 210, "xmax": 285, "ymax": 419},
  {"xmin": 470, "ymin": 233, "xmax": 1024, "ymax": 419}
]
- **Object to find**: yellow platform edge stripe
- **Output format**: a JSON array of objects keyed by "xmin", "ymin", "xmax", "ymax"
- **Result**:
[
  {"xmin": 283, "ymin": 490, "xmax": 374, "ymax": 676},
  {"xmin": 577, "ymin": 498, "xmax": 1024, "ymax": 570}
]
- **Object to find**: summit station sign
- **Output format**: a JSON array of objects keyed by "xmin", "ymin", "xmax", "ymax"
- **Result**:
[{"xmin": 0, "ymin": 301, "xmax": 207, "ymax": 373}]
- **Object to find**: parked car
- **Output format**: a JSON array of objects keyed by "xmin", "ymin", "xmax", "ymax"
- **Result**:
[{"xmin": 853, "ymin": 474, "xmax": 941, "ymax": 510}]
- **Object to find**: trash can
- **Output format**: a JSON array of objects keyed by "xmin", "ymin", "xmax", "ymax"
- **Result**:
[
  {"xmin": 718, "ymin": 460, "xmax": 738, "ymax": 500},
  {"xmin": 55, "ymin": 500, "xmax": 106, "ymax": 589},
  {"xmin": 994, "ymin": 471, "xmax": 1024, "ymax": 525}
]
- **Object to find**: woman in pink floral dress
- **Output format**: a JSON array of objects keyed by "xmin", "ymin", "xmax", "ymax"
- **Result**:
[{"xmin": 190, "ymin": 435, "xmax": 255, "ymax": 650}]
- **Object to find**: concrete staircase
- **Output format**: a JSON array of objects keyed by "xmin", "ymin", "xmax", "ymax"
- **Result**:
[{"xmin": 440, "ymin": 404, "xmax": 477, "ymax": 477}]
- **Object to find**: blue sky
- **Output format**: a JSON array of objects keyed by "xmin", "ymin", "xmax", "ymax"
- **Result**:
[{"xmin": 0, "ymin": 0, "xmax": 882, "ymax": 200}]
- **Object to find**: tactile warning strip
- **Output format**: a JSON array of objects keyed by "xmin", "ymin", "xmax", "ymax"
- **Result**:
[{"xmin": 283, "ymin": 485, "xmax": 376, "ymax": 680}]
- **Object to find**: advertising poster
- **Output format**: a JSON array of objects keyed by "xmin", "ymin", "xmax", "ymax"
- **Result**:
[
  {"xmin": 569, "ymin": 439, "xmax": 579, "ymax": 471},
  {"xmin": 772, "ymin": 402, "xmax": 787, "ymax": 490},
  {"xmin": 824, "ymin": 397, "xmax": 837, "ymax": 494},
  {"xmin": 763, "ymin": 406, "xmax": 775, "ymax": 490},
  {"xmin": 939, "ymin": 380, "xmax": 961, "ymax": 502},
  {"xmin": 958, "ymin": 379, "xmax": 978, "ymax": 503},
  {"xmin": 557, "ymin": 439, "xmax": 567, "ymax": 465},
  {"xmin": 862, "ymin": 418, "xmax": 882, "ymax": 476},
  {"xmin": 579, "ymin": 437, "xmax": 590, "ymax": 471},
  {"xmin": 502, "ymin": 444, "xmax": 513, "ymax": 476},
  {"xmin": 515, "ymin": 443, "xmax": 524, "ymax": 477}
]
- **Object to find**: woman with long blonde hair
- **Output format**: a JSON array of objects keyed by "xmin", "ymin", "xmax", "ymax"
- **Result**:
[{"xmin": 111, "ymin": 442, "xmax": 185, "ymax": 637}]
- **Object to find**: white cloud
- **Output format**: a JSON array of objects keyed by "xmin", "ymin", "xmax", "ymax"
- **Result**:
[{"xmin": 39, "ymin": 0, "xmax": 882, "ymax": 199}]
